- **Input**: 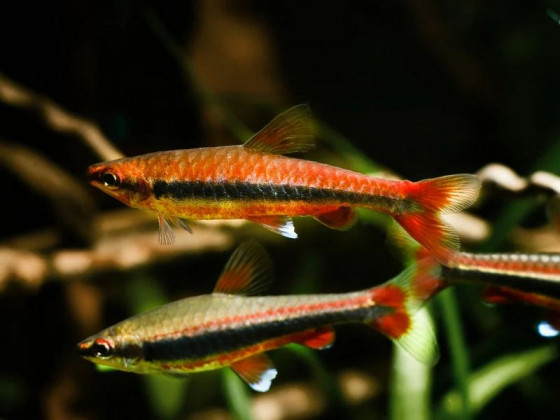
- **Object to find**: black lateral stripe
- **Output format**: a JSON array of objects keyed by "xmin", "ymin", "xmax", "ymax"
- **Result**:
[
  {"xmin": 143, "ymin": 306, "xmax": 392, "ymax": 362},
  {"xmin": 152, "ymin": 180, "xmax": 399, "ymax": 207},
  {"xmin": 441, "ymin": 266, "xmax": 560, "ymax": 299}
]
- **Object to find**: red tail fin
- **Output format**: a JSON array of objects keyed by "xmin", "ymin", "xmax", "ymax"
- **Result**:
[
  {"xmin": 368, "ymin": 265, "xmax": 440, "ymax": 366},
  {"xmin": 388, "ymin": 223, "xmax": 448, "ymax": 301},
  {"xmin": 395, "ymin": 174, "xmax": 480, "ymax": 264}
]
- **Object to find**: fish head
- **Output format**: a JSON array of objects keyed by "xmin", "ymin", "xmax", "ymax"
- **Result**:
[
  {"xmin": 77, "ymin": 329, "xmax": 146, "ymax": 373},
  {"xmin": 87, "ymin": 160, "xmax": 151, "ymax": 207}
]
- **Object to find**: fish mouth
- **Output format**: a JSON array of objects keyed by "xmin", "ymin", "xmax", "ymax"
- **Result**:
[
  {"xmin": 86, "ymin": 164, "xmax": 104, "ymax": 186},
  {"xmin": 77, "ymin": 339, "xmax": 94, "ymax": 358}
]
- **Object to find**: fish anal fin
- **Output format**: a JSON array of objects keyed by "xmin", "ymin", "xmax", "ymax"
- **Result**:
[
  {"xmin": 300, "ymin": 327, "xmax": 335, "ymax": 350},
  {"xmin": 247, "ymin": 216, "xmax": 297, "ymax": 239},
  {"xmin": 314, "ymin": 207, "xmax": 357, "ymax": 230},
  {"xmin": 230, "ymin": 353, "xmax": 278, "ymax": 392},
  {"xmin": 243, "ymin": 105, "xmax": 315, "ymax": 155},
  {"xmin": 157, "ymin": 213, "xmax": 176, "ymax": 245},
  {"xmin": 482, "ymin": 286, "xmax": 516, "ymax": 305},
  {"xmin": 214, "ymin": 241, "xmax": 273, "ymax": 296}
]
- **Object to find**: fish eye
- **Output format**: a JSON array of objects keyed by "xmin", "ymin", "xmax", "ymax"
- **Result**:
[
  {"xmin": 92, "ymin": 339, "xmax": 113, "ymax": 359},
  {"xmin": 101, "ymin": 171, "xmax": 121, "ymax": 189}
]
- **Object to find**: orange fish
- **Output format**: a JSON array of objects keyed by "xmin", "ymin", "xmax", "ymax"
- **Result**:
[
  {"xmin": 88, "ymin": 105, "xmax": 480, "ymax": 263},
  {"xmin": 78, "ymin": 241, "xmax": 437, "ymax": 391}
]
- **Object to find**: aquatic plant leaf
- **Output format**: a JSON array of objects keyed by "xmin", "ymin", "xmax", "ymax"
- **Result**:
[{"xmin": 438, "ymin": 345, "xmax": 557, "ymax": 417}]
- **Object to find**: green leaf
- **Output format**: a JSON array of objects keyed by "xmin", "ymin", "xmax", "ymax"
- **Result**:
[
  {"xmin": 437, "ymin": 289, "xmax": 472, "ymax": 420},
  {"xmin": 390, "ymin": 307, "xmax": 435, "ymax": 420},
  {"xmin": 145, "ymin": 375, "xmax": 190, "ymax": 420},
  {"xmin": 438, "ymin": 345, "xmax": 557, "ymax": 417},
  {"xmin": 222, "ymin": 369, "xmax": 254, "ymax": 420},
  {"xmin": 318, "ymin": 124, "xmax": 383, "ymax": 174}
]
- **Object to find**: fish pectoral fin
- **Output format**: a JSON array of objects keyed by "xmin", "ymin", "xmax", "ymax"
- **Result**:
[
  {"xmin": 230, "ymin": 353, "xmax": 278, "ymax": 392},
  {"xmin": 243, "ymin": 105, "xmax": 315, "ymax": 155},
  {"xmin": 157, "ymin": 214, "xmax": 192, "ymax": 244},
  {"xmin": 314, "ymin": 207, "xmax": 357, "ymax": 231},
  {"xmin": 299, "ymin": 326, "xmax": 336, "ymax": 350},
  {"xmin": 246, "ymin": 216, "xmax": 298, "ymax": 239},
  {"xmin": 157, "ymin": 213, "xmax": 176, "ymax": 245},
  {"xmin": 214, "ymin": 241, "xmax": 274, "ymax": 296}
]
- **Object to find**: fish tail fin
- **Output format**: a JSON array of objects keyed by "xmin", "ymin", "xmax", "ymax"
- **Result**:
[
  {"xmin": 368, "ymin": 265, "xmax": 440, "ymax": 366},
  {"xmin": 387, "ymin": 222, "xmax": 448, "ymax": 301},
  {"xmin": 387, "ymin": 221, "xmax": 431, "ymax": 264},
  {"xmin": 395, "ymin": 174, "xmax": 480, "ymax": 264}
]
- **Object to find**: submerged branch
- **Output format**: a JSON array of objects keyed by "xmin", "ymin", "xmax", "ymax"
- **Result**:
[
  {"xmin": 0, "ymin": 209, "xmax": 283, "ymax": 291},
  {"xmin": 477, "ymin": 163, "xmax": 560, "ymax": 198},
  {"xmin": 0, "ymin": 72, "xmax": 123, "ymax": 161}
]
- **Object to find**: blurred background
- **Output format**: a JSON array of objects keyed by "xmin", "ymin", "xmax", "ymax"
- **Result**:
[{"xmin": 1, "ymin": 1, "xmax": 560, "ymax": 419}]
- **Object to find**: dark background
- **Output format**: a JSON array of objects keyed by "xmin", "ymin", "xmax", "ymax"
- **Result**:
[{"xmin": 1, "ymin": 1, "xmax": 560, "ymax": 419}]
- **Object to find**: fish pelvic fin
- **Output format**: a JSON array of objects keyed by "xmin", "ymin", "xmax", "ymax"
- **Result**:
[
  {"xmin": 395, "ymin": 174, "xmax": 481, "ymax": 264},
  {"xmin": 243, "ymin": 104, "xmax": 315, "ymax": 155},
  {"xmin": 368, "ymin": 265, "xmax": 440, "ymax": 366}
]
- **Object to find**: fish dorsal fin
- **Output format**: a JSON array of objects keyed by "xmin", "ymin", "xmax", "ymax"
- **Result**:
[
  {"xmin": 230, "ymin": 353, "xmax": 278, "ymax": 392},
  {"xmin": 214, "ymin": 241, "xmax": 274, "ymax": 295},
  {"xmin": 243, "ymin": 104, "xmax": 315, "ymax": 155},
  {"xmin": 300, "ymin": 326, "xmax": 336, "ymax": 350},
  {"xmin": 246, "ymin": 216, "xmax": 298, "ymax": 239}
]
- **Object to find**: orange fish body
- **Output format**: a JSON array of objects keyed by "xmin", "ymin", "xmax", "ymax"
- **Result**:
[
  {"xmin": 78, "ymin": 242, "xmax": 437, "ymax": 391},
  {"xmin": 88, "ymin": 105, "xmax": 480, "ymax": 263}
]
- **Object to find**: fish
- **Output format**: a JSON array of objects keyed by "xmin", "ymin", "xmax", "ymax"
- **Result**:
[
  {"xmin": 443, "ymin": 252, "xmax": 560, "ymax": 300},
  {"xmin": 78, "ymin": 241, "xmax": 438, "ymax": 392},
  {"xmin": 390, "ymin": 224, "xmax": 560, "ymax": 311},
  {"xmin": 87, "ymin": 105, "xmax": 480, "ymax": 263}
]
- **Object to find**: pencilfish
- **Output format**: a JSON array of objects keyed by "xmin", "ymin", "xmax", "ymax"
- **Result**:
[
  {"xmin": 78, "ymin": 241, "xmax": 438, "ymax": 392},
  {"xmin": 390, "ymin": 225, "xmax": 560, "ymax": 314},
  {"xmin": 87, "ymin": 105, "xmax": 480, "ymax": 263}
]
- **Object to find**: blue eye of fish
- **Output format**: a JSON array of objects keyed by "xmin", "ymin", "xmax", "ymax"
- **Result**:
[{"xmin": 101, "ymin": 172, "xmax": 120, "ymax": 188}]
